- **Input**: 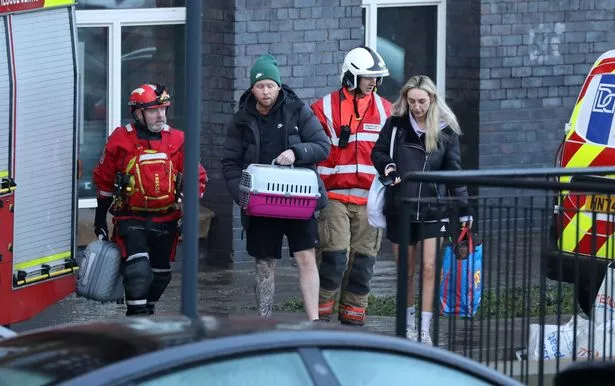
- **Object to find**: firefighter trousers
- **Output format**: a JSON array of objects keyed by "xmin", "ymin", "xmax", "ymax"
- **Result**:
[
  {"xmin": 113, "ymin": 218, "xmax": 179, "ymax": 316},
  {"xmin": 317, "ymin": 199, "xmax": 382, "ymax": 325}
]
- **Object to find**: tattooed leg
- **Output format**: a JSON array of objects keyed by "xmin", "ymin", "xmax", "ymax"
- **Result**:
[{"xmin": 255, "ymin": 258, "xmax": 276, "ymax": 317}]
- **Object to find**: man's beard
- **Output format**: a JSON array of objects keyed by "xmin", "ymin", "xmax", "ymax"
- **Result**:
[{"xmin": 149, "ymin": 122, "xmax": 168, "ymax": 133}]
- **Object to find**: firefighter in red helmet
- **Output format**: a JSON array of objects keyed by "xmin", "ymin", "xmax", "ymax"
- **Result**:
[{"xmin": 93, "ymin": 83, "xmax": 207, "ymax": 316}]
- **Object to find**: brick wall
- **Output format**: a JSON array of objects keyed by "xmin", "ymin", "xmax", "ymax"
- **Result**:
[
  {"xmin": 446, "ymin": 0, "xmax": 481, "ymax": 173},
  {"xmin": 479, "ymin": 0, "xmax": 615, "ymax": 169},
  {"xmin": 200, "ymin": 0, "xmax": 236, "ymax": 268},
  {"xmin": 226, "ymin": 0, "xmax": 363, "ymax": 263},
  {"xmin": 206, "ymin": 0, "xmax": 615, "ymax": 265}
]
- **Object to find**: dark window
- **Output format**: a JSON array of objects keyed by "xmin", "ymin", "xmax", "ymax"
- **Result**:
[
  {"xmin": 370, "ymin": 6, "xmax": 438, "ymax": 103},
  {"xmin": 76, "ymin": 0, "xmax": 185, "ymax": 10},
  {"xmin": 77, "ymin": 26, "xmax": 109, "ymax": 198},
  {"xmin": 120, "ymin": 25, "xmax": 186, "ymax": 130}
]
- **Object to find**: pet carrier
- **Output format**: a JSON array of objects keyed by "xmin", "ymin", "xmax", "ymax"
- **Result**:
[{"xmin": 239, "ymin": 162, "xmax": 321, "ymax": 220}]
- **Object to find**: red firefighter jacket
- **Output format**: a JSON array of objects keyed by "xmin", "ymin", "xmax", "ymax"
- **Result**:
[
  {"xmin": 92, "ymin": 123, "xmax": 207, "ymax": 222},
  {"xmin": 312, "ymin": 88, "xmax": 391, "ymax": 205}
]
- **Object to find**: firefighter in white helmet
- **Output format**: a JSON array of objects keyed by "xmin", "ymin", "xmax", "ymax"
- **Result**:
[{"xmin": 311, "ymin": 46, "xmax": 392, "ymax": 325}]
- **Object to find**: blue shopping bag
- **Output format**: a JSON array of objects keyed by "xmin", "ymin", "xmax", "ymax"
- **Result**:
[{"xmin": 440, "ymin": 227, "xmax": 483, "ymax": 317}]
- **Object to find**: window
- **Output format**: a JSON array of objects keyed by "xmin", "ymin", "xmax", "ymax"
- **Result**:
[
  {"xmin": 362, "ymin": 0, "xmax": 446, "ymax": 101},
  {"xmin": 78, "ymin": 27, "xmax": 109, "ymax": 198},
  {"xmin": 75, "ymin": 7, "xmax": 185, "ymax": 206},
  {"xmin": 120, "ymin": 25, "xmax": 186, "ymax": 129},
  {"xmin": 322, "ymin": 349, "xmax": 491, "ymax": 386},
  {"xmin": 77, "ymin": 0, "xmax": 185, "ymax": 10},
  {"xmin": 138, "ymin": 352, "xmax": 315, "ymax": 386}
]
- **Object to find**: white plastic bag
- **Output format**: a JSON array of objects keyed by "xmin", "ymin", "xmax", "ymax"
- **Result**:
[
  {"xmin": 367, "ymin": 177, "xmax": 386, "ymax": 228},
  {"xmin": 527, "ymin": 317, "xmax": 591, "ymax": 361},
  {"xmin": 575, "ymin": 320, "xmax": 615, "ymax": 359},
  {"xmin": 367, "ymin": 126, "xmax": 397, "ymax": 229}
]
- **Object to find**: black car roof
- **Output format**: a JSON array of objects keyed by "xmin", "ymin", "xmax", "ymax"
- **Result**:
[
  {"xmin": 0, "ymin": 314, "xmax": 340, "ymax": 383},
  {"xmin": 0, "ymin": 315, "xmax": 522, "ymax": 386}
]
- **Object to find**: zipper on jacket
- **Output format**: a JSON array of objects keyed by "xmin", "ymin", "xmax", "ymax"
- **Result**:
[
  {"xmin": 250, "ymin": 121, "xmax": 260, "ymax": 164},
  {"xmin": 406, "ymin": 143, "xmax": 429, "ymax": 221},
  {"xmin": 416, "ymin": 152, "xmax": 431, "ymax": 220},
  {"xmin": 433, "ymin": 182, "xmax": 441, "ymax": 199}
]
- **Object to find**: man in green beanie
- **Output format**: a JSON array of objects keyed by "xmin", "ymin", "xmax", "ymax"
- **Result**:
[{"xmin": 222, "ymin": 54, "xmax": 330, "ymax": 322}]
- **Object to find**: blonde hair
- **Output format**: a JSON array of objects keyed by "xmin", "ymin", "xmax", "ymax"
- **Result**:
[{"xmin": 391, "ymin": 75, "xmax": 460, "ymax": 153}]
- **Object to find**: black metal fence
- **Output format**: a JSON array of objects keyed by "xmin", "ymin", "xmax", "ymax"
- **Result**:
[{"xmin": 395, "ymin": 167, "xmax": 615, "ymax": 385}]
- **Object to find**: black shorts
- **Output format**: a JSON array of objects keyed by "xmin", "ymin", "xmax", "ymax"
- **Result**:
[
  {"xmin": 245, "ymin": 215, "xmax": 319, "ymax": 259},
  {"xmin": 385, "ymin": 217, "xmax": 447, "ymax": 246}
]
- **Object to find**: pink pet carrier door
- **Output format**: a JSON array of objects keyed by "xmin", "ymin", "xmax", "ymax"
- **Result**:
[{"xmin": 239, "ymin": 162, "xmax": 321, "ymax": 220}]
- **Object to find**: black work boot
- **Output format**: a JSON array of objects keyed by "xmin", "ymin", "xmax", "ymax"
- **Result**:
[
  {"xmin": 146, "ymin": 303, "xmax": 156, "ymax": 315},
  {"xmin": 126, "ymin": 305, "xmax": 149, "ymax": 316}
]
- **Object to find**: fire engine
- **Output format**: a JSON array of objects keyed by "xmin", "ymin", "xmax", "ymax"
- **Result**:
[
  {"xmin": 549, "ymin": 50, "xmax": 615, "ymax": 315},
  {"xmin": 0, "ymin": 0, "xmax": 79, "ymax": 327}
]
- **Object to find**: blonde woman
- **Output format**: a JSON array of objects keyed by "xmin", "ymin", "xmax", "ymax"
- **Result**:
[{"xmin": 370, "ymin": 75, "xmax": 472, "ymax": 344}]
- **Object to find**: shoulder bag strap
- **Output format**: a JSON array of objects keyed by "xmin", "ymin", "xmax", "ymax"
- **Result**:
[{"xmin": 389, "ymin": 126, "xmax": 398, "ymax": 158}]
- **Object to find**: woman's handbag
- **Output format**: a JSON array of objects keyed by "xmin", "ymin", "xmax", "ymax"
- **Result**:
[{"xmin": 367, "ymin": 127, "xmax": 397, "ymax": 229}]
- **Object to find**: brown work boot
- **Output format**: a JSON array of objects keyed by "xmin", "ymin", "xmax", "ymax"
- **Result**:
[
  {"xmin": 318, "ymin": 298, "xmax": 335, "ymax": 321},
  {"xmin": 338, "ymin": 303, "xmax": 366, "ymax": 326}
]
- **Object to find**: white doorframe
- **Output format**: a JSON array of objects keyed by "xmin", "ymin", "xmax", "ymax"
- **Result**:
[
  {"xmin": 76, "ymin": 7, "xmax": 186, "ymax": 208},
  {"xmin": 361, "ymin": 0, "xmax": 446, "ymax": 95}
]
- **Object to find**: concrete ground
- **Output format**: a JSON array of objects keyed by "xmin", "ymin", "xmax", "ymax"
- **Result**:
[{"xmin": 9, "ymin": 240, "xmax": 567, "ymax": 385}]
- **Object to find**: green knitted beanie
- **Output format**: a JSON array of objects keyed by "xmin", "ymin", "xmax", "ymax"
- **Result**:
[{"xmin": 250, "ymin": 54, "xmax": 281, "ymax": 86}]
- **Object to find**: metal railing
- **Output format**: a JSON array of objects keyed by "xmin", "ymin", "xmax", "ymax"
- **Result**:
[{"xmin": 395, "ymin": 166, "xmax": 615, "ymax": 385}]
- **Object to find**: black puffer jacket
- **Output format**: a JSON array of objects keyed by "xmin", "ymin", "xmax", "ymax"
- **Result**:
[
  {"xmin": 222, "ymin": 85, "xmax": 330, "ymax": 210},
  {"xmin": 371, "ymin": 114, "xmax": 470, "ymax": 221}
]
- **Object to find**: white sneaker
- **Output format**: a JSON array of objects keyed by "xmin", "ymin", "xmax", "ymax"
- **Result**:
[
  {"xmin": 406, "ymin": 327, "xmax": 418, "ymax": 341},
  {"xmin": 419, "ymin": 331, "xmax": 433, "ymax": 345}
]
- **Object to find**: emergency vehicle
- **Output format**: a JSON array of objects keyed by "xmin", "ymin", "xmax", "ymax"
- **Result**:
[
  {"xmin": 548, "ymin": 50, "xmax": 615, "ymax": 315},
  {"xmin": 0, "ymin": 0, "xmax": 79, "ymax": 326}
]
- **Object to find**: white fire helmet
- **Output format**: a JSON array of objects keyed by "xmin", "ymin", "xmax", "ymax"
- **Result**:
[{"xmin": 340, "ymin": 46, "xmax": 389, "ymax": 90}]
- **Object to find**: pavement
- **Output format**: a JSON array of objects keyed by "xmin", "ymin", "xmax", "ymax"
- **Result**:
[
  {"xmin": 11, "ymin": 257, "xmax": 399, "ymax": 333},
  {"xmin": 7, "ymin": 239, "xmax": 571, "ymax": 385},
  {"xmin": 11, "ymin": 234, "xmax": 546, "ymax": 338},
  {"xmin": 12, "ymin": 243, "xmax": 543, "ymax": 359}
]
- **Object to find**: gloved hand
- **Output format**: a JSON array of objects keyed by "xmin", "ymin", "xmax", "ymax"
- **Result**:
[
  {"xmin": 94, "ymin": 196, "xmax": 113, "ymax": 241},
  {"xmin": 387, "ymin": 170, "xmax": 402, "ymax": 186}
]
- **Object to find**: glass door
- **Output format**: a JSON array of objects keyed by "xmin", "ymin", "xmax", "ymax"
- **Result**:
[
  {"xmin": 75, "ymin": 7, "xmax": 185, "ymax": 208},
  {"xmin": 362, "ymin": 0, "xmax": 447, "ymax": 100},
  {"xmin": 374, "ymin": 6, "xmax": 438, "ymax": 102},
  {"xmin": 77, "ymin": 26, "xmax": 109, "ymax": 200},
  {"xmin": 120, "ymin": 24, "xmax": 186, "ymax": 129}
]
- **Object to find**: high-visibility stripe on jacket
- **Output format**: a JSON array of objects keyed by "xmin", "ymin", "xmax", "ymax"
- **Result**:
[{"xmin": 312, "ymin": 88, "xmax": 391, "ymax": 205}]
